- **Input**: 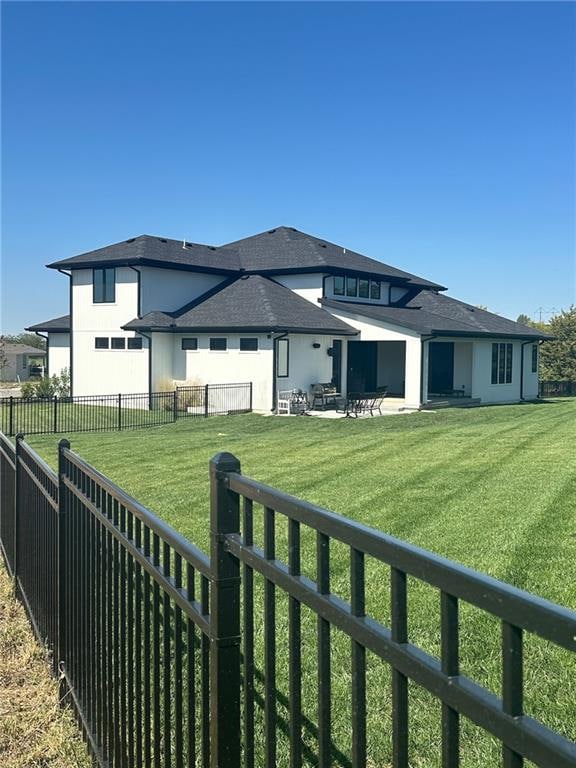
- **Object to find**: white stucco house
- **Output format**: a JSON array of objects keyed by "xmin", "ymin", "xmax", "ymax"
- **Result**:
[{"xmin": 26, "ymin": 226, "xmax": 547, "ymax": 411}]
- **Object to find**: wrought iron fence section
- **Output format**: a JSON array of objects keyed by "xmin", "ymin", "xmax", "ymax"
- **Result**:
[
  {"xmin": 225, "ymin": 469, "xmax": 576, "ymax": 768},
  {"xmin": 539, "ymin": 380, "xmax": 576, "ymax": 398},
  {"xmin": 1, "ymin": 435, "xmax": 575, "ymax": 768},
  {"xmin": 0, "ymin": 433, "xmax": 16, "ymax": 574},
  {"xmin": 59, "ymin": 443, "xmax": 213, "ymax": 768},
  {"xmin": 0, "ymin": 382, "xmax": 252, "ymax": 436}
]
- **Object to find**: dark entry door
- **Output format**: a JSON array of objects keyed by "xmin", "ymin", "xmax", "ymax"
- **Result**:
[
  {"xmin": 347, "ymin": 341, "xmax": 377, "ymax": 393},
  {"xmin": 428, "ymin": 342, "xmax": 454, "ymax": 394}
]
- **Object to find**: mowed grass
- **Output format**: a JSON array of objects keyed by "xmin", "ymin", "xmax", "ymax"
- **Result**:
[{"xmin": 30, "ymin": 400, "xmax": 576, "ymax": 767}]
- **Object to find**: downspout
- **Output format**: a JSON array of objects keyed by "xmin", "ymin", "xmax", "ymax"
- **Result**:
[
  {"xmin": 58, "ymin": 269, "xmax": 72, "ymax": 396},
  {"xmin": 520, "ymin": 340, "xmax": 534, "ymax": 401},
  {"xmin": 271, "ymin": 332, "xmax": 289, "ymax": 412},
  {"xmin": 33, "ymin": 332, "xmax": 49, "ymax": 377}
]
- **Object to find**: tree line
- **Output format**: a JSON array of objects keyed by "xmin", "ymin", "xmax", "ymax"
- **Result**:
[{"xmin": 516, "ymin": 306, "xmax": 576, "ymax": 381}]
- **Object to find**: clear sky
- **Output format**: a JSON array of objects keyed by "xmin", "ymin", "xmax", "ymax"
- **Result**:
[{"xmin": 2, "ymin": 1, "xmax": 575, "ymax": 333}]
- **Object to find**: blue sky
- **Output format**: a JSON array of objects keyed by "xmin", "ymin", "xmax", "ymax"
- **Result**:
[{"xmin": 2, "ymin": 1, "xmax": 575, "ymax": 333}]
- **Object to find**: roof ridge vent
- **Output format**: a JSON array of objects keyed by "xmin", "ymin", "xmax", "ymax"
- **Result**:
[
  {"xmin": 267, "ymin": 229, "xmax": 276, "ymax": 234},
  {"xmin": 158, "ymin": 238, "xmax": 167, "ymax": 243},
  {"xmin": 126, "ymin": 238, "xmax": 136, "ymax": 243}
]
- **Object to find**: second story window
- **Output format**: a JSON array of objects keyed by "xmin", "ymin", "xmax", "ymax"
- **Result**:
[
  {"xmin": 346, "ymin": 277, "xmax": 357, "ymax": 297},
  {"xmin": 93, "ymin": 267, "xmax": 116, "ymax": 303},
  {"xmin": 334, "ymin": 276, "xmax": 345, "ymax": 296},
  {"xmin": 370, "ymin": 281, "xmax": 381, "ymax": 300}
]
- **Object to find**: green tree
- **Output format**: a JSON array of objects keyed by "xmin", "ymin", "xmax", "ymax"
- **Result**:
[
  {"xmin": 2, "ymin": 332, "xmax": 46, "ymax": 350},
  {"xmin": 539, "ymin": 306, "xmax": 576, "ymax": 381},
  {"xmin": 516, "ymin": 313, "xmax": 533, "ymax": 326}
]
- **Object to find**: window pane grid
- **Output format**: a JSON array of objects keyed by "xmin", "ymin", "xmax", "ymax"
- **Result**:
[{"xmin": 491, "ymin": 343, "xmax": 513, "ymax": 384}]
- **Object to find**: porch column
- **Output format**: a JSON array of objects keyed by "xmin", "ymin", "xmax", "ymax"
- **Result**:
[{"xmin": 404, "ymin": 337, "xmax": 423, "ymax": 408}]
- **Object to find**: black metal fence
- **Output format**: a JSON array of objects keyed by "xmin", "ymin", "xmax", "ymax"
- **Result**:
[
  {"xmin": 539, "ymin": 380, "xmax": 576, "ymax": 398},
  {"xmin": 0, "ymin": 382, "xmax": 252, "ymax": 436},
  {"xmin": 1, "ymin": 433, "xmax": 575, "ymax": 768}
]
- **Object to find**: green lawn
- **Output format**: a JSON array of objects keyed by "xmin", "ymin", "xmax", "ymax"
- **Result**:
[{"xmin": 30, "ymin": 400, "xmax": 576, "ymax": 767}]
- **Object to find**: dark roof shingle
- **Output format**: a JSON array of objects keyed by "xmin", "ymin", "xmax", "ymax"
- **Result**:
[
  {"xmin": 47, "ymin": 227, "xmax": 443, "ymax": 289},
  {"xmin": 25, "ymin": 314, "xmax": 71, "ymax": 333},
  {"xmin": 221, "ymin": 227, "xmax": 444, "ymax": 288},
  {"xmin": 321, "ymin": 292, "xmax": 551, "ymax": 339},
  {"xmin": 123, "ymin": 275, "xmax": 358, "ymax": 335}
]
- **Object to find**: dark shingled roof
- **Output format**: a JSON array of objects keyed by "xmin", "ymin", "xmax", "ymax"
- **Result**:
[
  {"xmin": 47, "ymin": 236, "xmax": 240, "ymax": 274},
  {"xmin": 321, "ymin": 292, "xmax": 551, "ymax": 340},
  {"xmin": 221, "ymin": 227, "xmax": 445, "ymax": 289},
  {"xmin": 123, "ymin": 275, "xmax": 358, "ymax": 335},
  {"xmin": 46, "ymin": 226, "xmax": 443, "ymax": 289},
  {"xmin": 26, "ymin": 314, "xmax": 71, "ymax": 333},
  {"xmin": 3, "ymin": 344, "xmax": 46, "ymax": 356}
]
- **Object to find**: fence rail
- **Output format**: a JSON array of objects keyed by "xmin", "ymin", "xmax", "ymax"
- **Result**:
[
  {"xmin": 0, "ymin": 382, "xmax": 252, "ymax": 436},
  {"xmin": 0, "ymin": 433, "xmax": 575, "ymax": 768},
  {"xmin": 539, "ymin": 380, "xmax": 576, "ymax": 398}
]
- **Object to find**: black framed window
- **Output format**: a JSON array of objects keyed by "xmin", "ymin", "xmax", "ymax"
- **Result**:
[
  {"xmin": 240, "ymin": 338, "xmax": 258, "ymax": 352},
  {"xmin": 111, "ymin": 337, "xmax": 125, "ymax": 350},
  {"xmin": 128, "ymin": 337, "xmax": 143, "ymax": 350},
  {"xmin": 93, "ymin": 267, "xmax": 116, "ymax": 303},
  {"xmin": 210, "ymin": 338, "xmax": 227, "ymax": 351},
  {"xmin": 276, "ymin": 338, "xmax": 289, "ymax": 377},
  {"xmin": 182, "ymin": 338, "xmax": 198, "ymax": 351},
  {"xmin": 346, "ymin": 277, "xmax": 358, "ymax": 297},
  {"xmin": 334, "ymin": 276, "xmax": 345, "ymax": 296},
  {"xmin": 95, "ymin": 337, "xmax": 109, "ymax": 349},
  {"xmin": 370, "ymin": 281, "xmax": 381, "ymax": 300},
  {"xmin": 491, "ymin": 343, "xmax": 513, "ymax": 384},
  {"xmin": 531, "ymin": 344, "xmax": 538, "ymax": 373},
  {"xmin": 358, "ymin": 279, "xmax": 370, "ymax": 299}
]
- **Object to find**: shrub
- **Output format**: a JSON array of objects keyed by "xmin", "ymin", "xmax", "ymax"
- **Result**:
[{"xmin": 21, "ymin": 368, "xmax": 70, "ymax": 399}]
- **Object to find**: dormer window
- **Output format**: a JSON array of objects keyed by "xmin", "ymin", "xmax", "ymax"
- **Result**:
[
  {"xmin": 93, "ymin": 267, "xmax": 116, "ymax": 303},
  {"xmin": 358, "ymin": 279, "xmax": 370, "ymax": 298},
  {"xmin": 370, "ymin": 281, "xmax": 381, "ymax": 300},
  {"xmin": 346, "ymin": 277, "xmax": 357, "ymax": 297},
  {"xmin": 334, "ymin": 276, "xmax": 345, "ymax": 296}
]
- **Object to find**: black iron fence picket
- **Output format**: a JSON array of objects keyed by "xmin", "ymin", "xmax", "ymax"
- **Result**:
[
  {"xmin": 539, "ymin": 380, "xmax": 576, "ymax": 398},
  {"xmin": 0, "ymin": 382, "xmax": 252, "ymax": 436},
  {"xmin": 0, "ymin": 434, "xmax": 575, "ymax": 768}
]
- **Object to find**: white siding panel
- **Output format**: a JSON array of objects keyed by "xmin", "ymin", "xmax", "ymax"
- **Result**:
[
  {"xmin": 48, "ymin": 333, "xmax": 70, "ymax": 378},
  {"xmin": 275, "ymin": 335, "xmax": 337, "ymax": 399},
  {"xmin": 471, "ymin": 340, "xmax": 522, "ymax": 403},
  {"xmin": 453, "ymin": 342, "xmax": 473, "ymax": 395},
  {"xmin": 139, "ymin": 267, "xmax": 225, "ymax": 314},
  {"xmin": 172, "ymin": 333, "xmax": 273, "ymax": 412},
  {"xmin": 74, "ymin": 334, "xmax": 149, "ymax": 396},
  {"xmin": 273, "ymin": 274, "xmax": 324, "ymax": 305},
  {"xmin": 73, "ymin": 268, "xmax": 139, "ymax": 331}
]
